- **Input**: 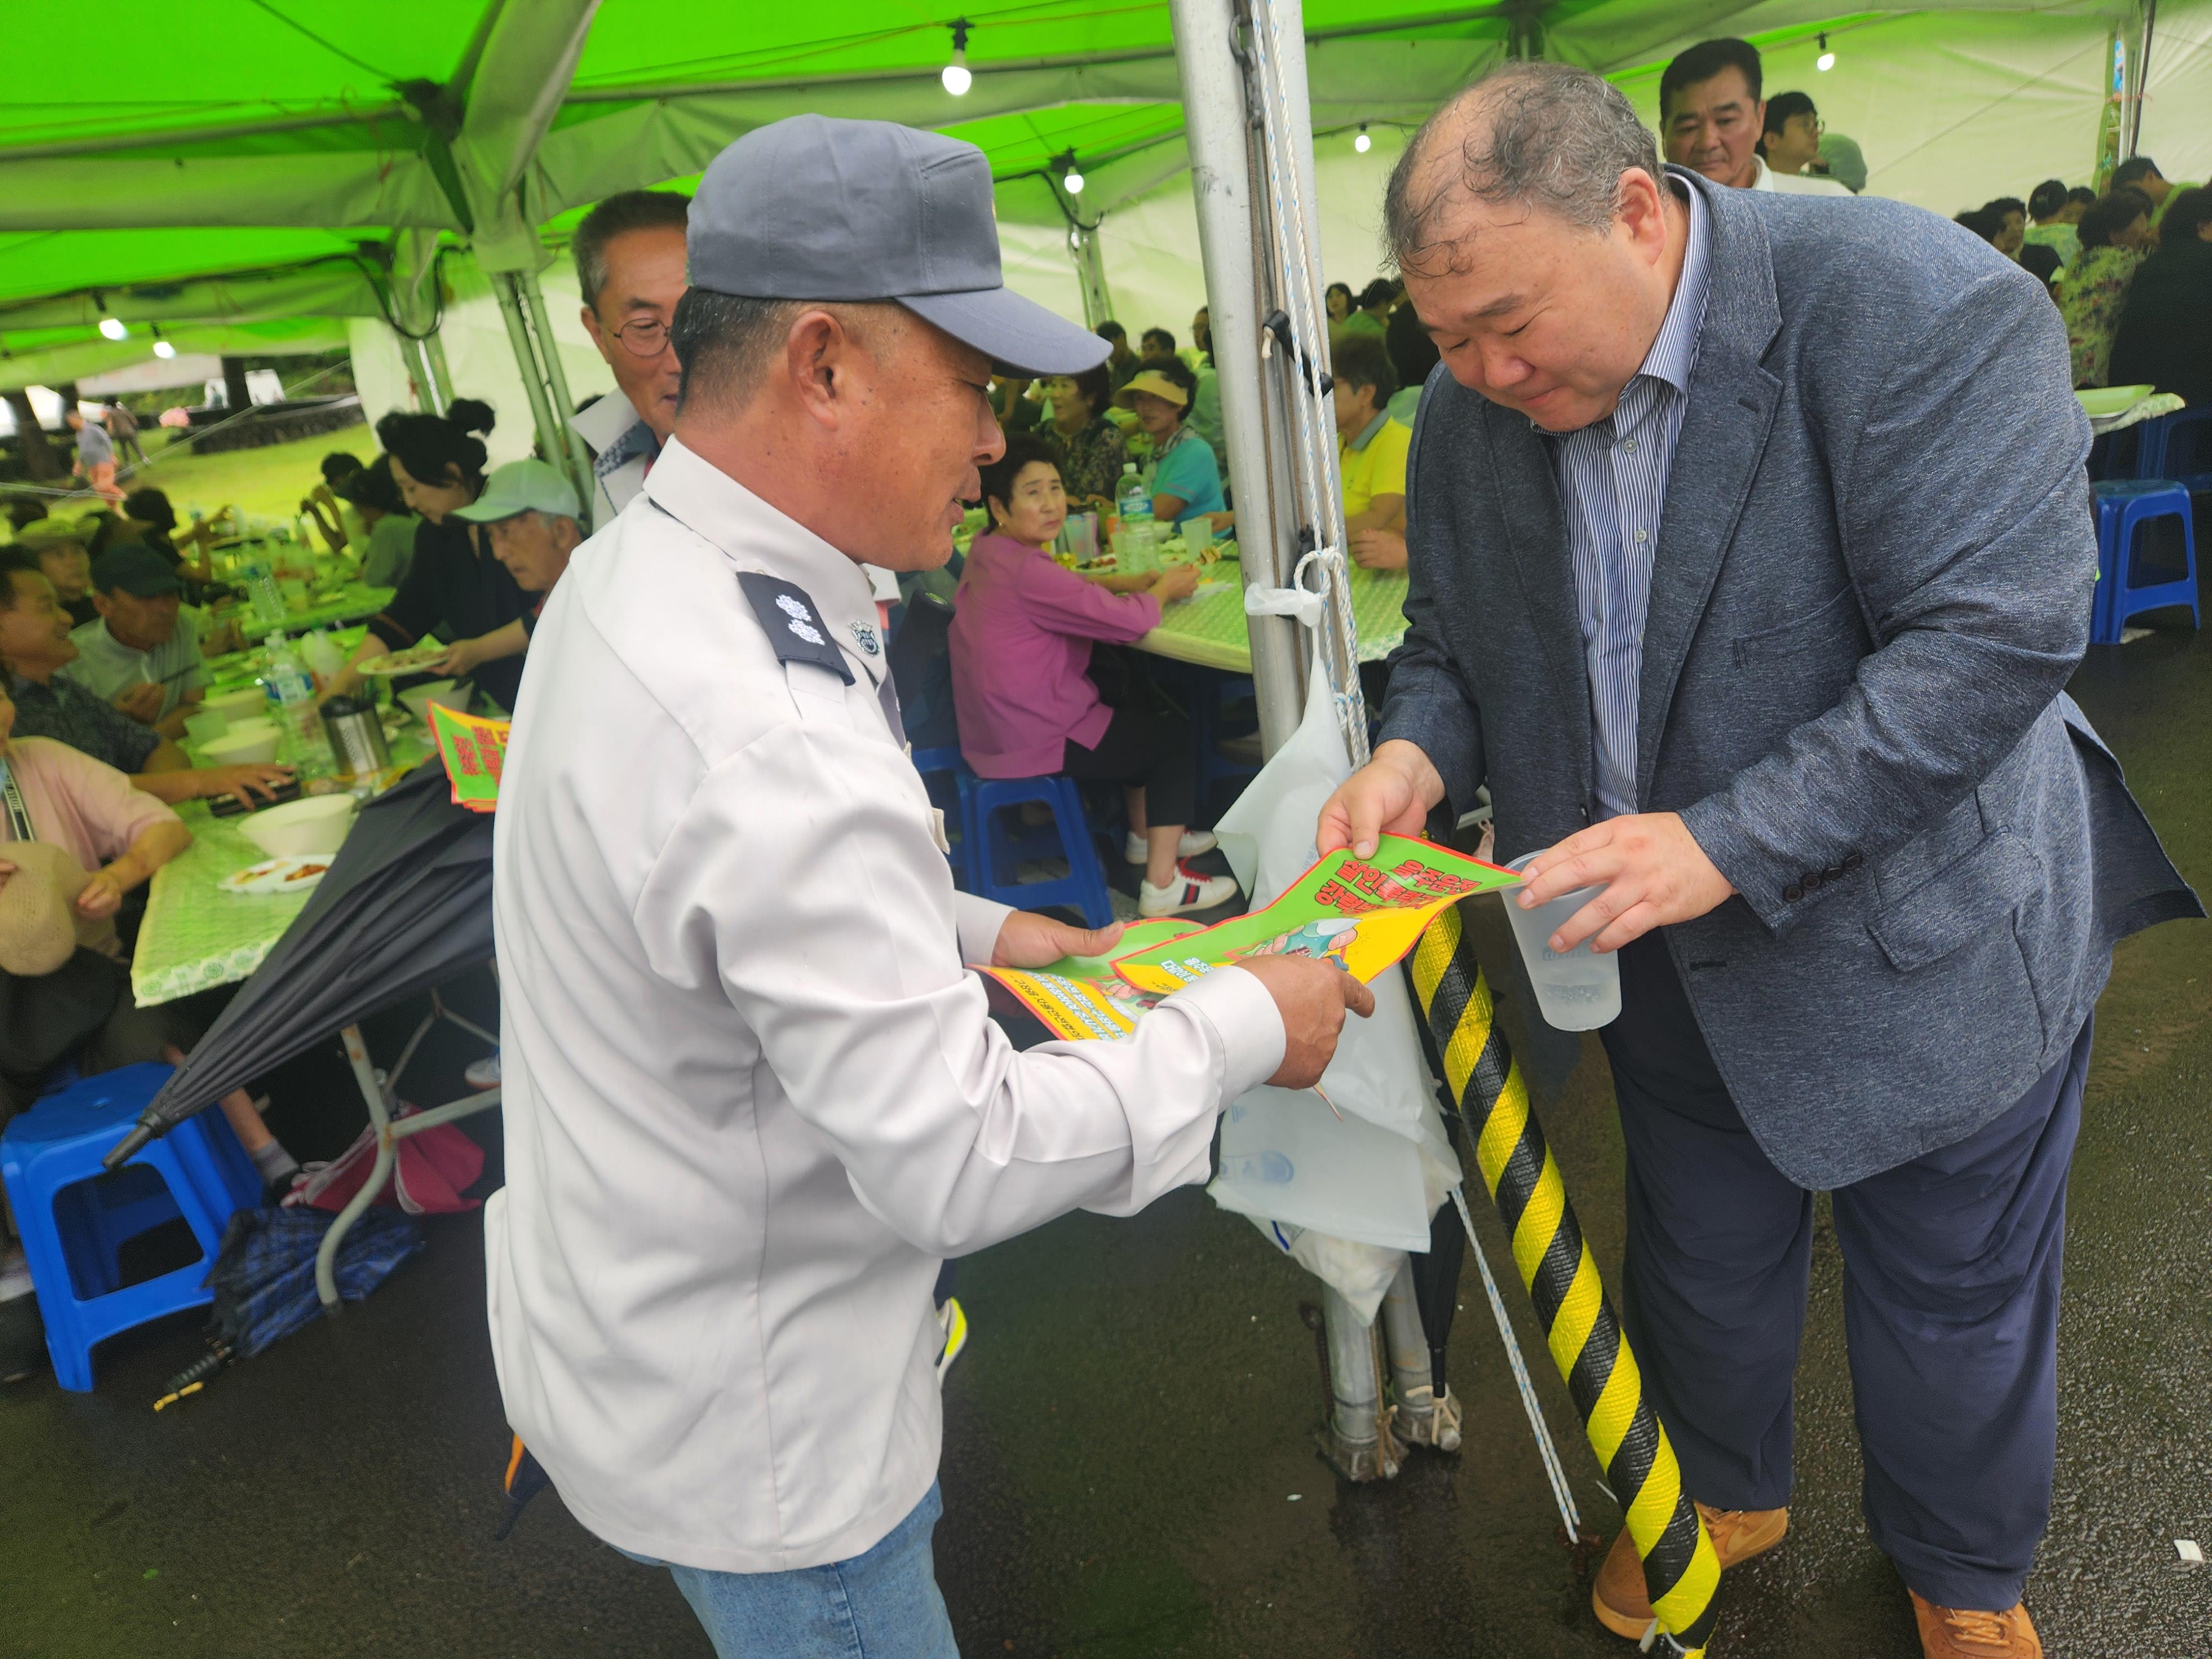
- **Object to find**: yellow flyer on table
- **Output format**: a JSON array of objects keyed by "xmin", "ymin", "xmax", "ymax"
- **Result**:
[
  {"xmin": 427, "ymin": 703, "xmax": 511, "ymax": 813},
  {"xmin": 976, "ymin": 920, "xmax": 1204, "ymax": 1042},
  {"xmin": 1110, "ymin": 833, "xmax": 1518, "ymax": 996}
]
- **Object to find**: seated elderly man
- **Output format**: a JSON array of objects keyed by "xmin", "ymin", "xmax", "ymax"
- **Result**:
[
  {"xmin": 427, "ymin": 461, "xmax": 585, "ymax": 683},
  {"xmin": 60, "ymin": 547, "xmax": 208, "ymax": 737},
  {"xmin": 0, "ymin": 551, "xmax": 291, "ymax": 810}
]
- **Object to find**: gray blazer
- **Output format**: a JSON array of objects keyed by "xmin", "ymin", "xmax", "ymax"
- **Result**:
[{"xmin": 1383, "ymin": 170, "xmax": 2199, "ymax": 1188}]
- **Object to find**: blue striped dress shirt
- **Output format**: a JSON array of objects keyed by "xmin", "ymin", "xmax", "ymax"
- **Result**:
[{"xmin": 1541, "ymin": 181, "xmax": 1712, "ymax": 820}]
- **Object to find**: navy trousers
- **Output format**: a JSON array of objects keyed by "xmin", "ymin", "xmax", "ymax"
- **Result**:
[{"xmin": 1601, "ymin": 932, "xmax": 2090, "ymax": 1612}]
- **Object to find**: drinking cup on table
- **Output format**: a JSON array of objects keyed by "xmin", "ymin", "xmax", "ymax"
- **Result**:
[
  {"xmin": 1501, "ymin": 852, "xmax": 1622, "ymax": 1031},
  {"xmin": 1183, "ymin": 516, "xmax": 1214, "ymax": 555}
]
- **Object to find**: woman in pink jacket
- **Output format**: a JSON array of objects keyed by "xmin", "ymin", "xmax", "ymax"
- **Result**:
[{"xmin": 949, "ymin": 435, "xmax": 1240, "ymax": 919}]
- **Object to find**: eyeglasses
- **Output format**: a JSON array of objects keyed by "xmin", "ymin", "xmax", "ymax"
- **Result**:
[{"xmin": 606, "ymin": 316, "xmax": 672, "ymax": 358}]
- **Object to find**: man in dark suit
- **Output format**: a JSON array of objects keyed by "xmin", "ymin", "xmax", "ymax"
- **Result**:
[{"xmin": 1319, "ymin": 63, "xmax": 2197, "ymax": 1659}]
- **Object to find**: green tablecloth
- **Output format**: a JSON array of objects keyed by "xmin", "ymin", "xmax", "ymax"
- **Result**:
[
  {"xmin": 131, "ymin": 730, "xmax": 435, "ymax": 1008},
  {"xmin": 2083, "ymin": 389, "xmax": 2184, "ymax": 436},
  {"xmin": 1134, "ymin": 557, "xmax": 1410, "ymax": 673},
  {"xmin": 211, "ymin": 585, "xmax": 393, "ymax": 646},
  {"xmin": 204, "ymin": 625, "xmax": 373, "ymax": 694}
]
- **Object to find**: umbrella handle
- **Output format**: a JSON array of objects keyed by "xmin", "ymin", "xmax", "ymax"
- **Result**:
[{"xmin": 101, "ymin": 1112, "xmax": 162, "ymax": 1170}]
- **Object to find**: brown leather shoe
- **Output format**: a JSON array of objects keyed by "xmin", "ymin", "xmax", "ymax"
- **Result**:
[
  {"xmin": 1910, "ymin": 1593, "xmax": 2041, "ymax": 1657},
  {"xmin": 1591, "ymin": 1504, "xmax": 1788, "ymax": 1639}
]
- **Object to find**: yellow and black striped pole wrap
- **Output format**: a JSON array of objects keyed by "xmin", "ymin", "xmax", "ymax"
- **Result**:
[{"xmin": 1411, "ymin": 902, "xmax": 1720, "ymax": 1658}]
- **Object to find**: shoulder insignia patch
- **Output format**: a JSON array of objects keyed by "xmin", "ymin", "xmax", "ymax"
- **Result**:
[
  {"xmin": 849, "ymin": 622, "xmax": 880, "ymax": 657},
  {"xmin": 737, "ymin": 572, "xmax": 853, "ymax": 685}
]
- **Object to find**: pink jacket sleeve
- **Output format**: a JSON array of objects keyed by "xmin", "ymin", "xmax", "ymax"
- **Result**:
[
  {"xmin": 1012, "ymin": 556, "xmax": 1161, "ymax": 645},
  {"xmin": 57, "ymin": 742, "xmax": 182, "ymax": 865}
]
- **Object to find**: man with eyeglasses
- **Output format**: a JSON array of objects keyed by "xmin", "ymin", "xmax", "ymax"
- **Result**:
[{"xmin": 572, "ymin": 190, "xmax": 691, "ymax": 532}]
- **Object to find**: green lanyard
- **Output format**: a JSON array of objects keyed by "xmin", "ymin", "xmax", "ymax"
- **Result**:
[{"xmin": 0, "ymin": 755, "xmax": 34, "ymax": 842}]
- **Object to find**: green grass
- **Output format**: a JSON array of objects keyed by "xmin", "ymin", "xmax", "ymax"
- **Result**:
[{"xmin": 113, "ymin": 419, "xmax": 373, "ymax": 526}]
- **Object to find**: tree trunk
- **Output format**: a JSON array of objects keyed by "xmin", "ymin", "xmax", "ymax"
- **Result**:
[
  {"xmin": 221, "ymin": 357, "xmax": 252, "ymax": 413},
  {"xmin": 4, "ymin": 390, "xmax": 60, "ymax": 481}
]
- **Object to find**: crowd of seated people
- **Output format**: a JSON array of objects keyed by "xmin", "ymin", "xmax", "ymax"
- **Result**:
[{"xmin": 946, "ymin": 434, "xmax": 1237, "ymax": 919}]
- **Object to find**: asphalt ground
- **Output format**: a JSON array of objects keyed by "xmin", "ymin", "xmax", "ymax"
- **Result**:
[{"xmin": 3, "ymin": 622, "xmax": 2208, "ymax": 1658}]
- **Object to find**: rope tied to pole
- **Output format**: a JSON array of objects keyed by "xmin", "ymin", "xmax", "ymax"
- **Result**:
[{"xmin": 1410, "ymin": 902, "xmax": 1721, "ymax": 1658}]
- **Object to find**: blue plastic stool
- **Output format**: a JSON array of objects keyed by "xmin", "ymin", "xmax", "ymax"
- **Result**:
[
  {"xmin": 2091, "ymin": 479, "xmax": 2199, "ymax": 642},
  {"xmin": 968, "ymin": 774, "xmax": 1115, "ymax": 928},
  {"xmin": 0, "ymin": 1063, "xmax": 258, "ymax": 1392},
  {"xmin": 909, "ymin": 745, "xmax": 977, "ymax": 890},
  {"xmin": 2136, "ymin": 407, "xmax": 2212, "ymax": 491}
]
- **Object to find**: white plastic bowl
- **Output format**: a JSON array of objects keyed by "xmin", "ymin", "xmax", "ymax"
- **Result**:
[
  {"xmin": 238, "ymin": 794, "xmax": 357, "ymax": 858},
  {"xmin": 398, "ymin": 679, "xmax": 474, "ymax": 724},
  {"xmin": 204, "ymin": 686, "xmax": 270, "ymax": 722},
  {"xmin": 200, "ymin": 726, "xmax": 282, "ymax": 765}
]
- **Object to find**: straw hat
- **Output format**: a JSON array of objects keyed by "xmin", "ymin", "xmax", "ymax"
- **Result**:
[{"xmin": 0, "ymin": 841, "xmax": 97, "ymax": 977}]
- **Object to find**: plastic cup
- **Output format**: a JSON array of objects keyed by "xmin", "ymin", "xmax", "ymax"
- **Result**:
[
  {"xmin": 1183, "ymin": 515, "xmax": 1214, "ymax": 555},
  {"xmin": 1501, "ymin": 853, "xmax": 1622, "ymax": 1031}
]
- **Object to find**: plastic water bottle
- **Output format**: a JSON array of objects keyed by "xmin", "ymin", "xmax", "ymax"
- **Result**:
[
  {"xmin": 1114, "ymin": 462, "xmax": 1154, "ymax": 570},
  {"xmin": 300, "ymin": 627, "xmax": 345, "ymax": 688},
  {"xmin": 262, "ymin": 633, "xmax": 332, "ymax": 779},
  {"xmin": 243, "ymin": 559, "xmax": 285, "ymax": 628}
]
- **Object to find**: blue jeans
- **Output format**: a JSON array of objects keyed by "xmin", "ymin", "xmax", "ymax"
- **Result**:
[{"xmin": 627, "ymin": 1484, "xmax": 959, "ymax": 1659}]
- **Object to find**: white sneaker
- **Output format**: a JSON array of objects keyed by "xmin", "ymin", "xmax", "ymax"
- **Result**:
[
  {"xmin": 465, "ymin": 1052, "xmax": 502, "ymax": 1091},
  {"xmin": 936, "ymin": 1297, "xmax": 969, "ymax": 1383},
  {"xmin": 1124, "ymin": 828, "xmax": 1219, "ymax": 865},
  {"xmin": 1138, "ymin": 863, "xmax": 1241, "ymax": 917}
]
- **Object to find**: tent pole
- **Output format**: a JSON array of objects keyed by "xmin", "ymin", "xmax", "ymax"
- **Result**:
[
  {"xmin": 518, "ymin": 268, "xmax": 597, "ymax": 502},
  {"xmin": 1169, "ymin": 0, "xmax": 1306, "ymax": 757},
  {"xmin": 405, "ymin": 333, "xmax": 453, "ymax": 416},
  {"xmin": 1068, "ymin": 222, "xmax": 1114, "ymax": 330},
  {"xmin": 491, "ymin": 272, "xmax": 573, "ymax": 484}
]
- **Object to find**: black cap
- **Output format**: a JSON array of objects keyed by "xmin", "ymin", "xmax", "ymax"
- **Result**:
[{"xmin": 90, "ymin": 544, "xmax": 181, "ymax": 598}]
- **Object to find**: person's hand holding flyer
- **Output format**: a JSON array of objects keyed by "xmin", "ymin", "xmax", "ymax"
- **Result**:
[{"xmin": 974, "ymin": 834, "xmax": 1517, "ymax": 1041}]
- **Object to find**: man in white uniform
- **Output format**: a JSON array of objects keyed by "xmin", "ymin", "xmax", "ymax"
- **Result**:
[
  {"xmin": 487, "ymin": 114, "xmax": 1370, "ymax": 1657},
  {"xmin": 570, "ymin": 190, "xmax": 690, "ymax": 530}
]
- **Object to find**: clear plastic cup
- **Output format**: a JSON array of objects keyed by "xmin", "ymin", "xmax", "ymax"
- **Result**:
[{"xmin": 1502, "ymin": 852, "xmax": 1623, "ymax": 1031}]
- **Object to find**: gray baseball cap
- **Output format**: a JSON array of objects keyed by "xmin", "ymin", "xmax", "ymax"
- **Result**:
[{"xmin": 688, "ymin": 115, "xmax": 1110, "ymax": 379}]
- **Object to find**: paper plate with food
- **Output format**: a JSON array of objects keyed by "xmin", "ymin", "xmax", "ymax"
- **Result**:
[
  {"xmin": 218, "ymin": 855, "xmax": 333, "ymax": 895},
  {"xmin": 353, "ymin": 640, "xmax": 448, "ymax": 676}
]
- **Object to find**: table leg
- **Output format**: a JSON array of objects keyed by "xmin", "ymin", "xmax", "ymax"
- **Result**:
[{"xmin": 316, "ymin": 1024, "xmax": 395, "ymax": 1312}]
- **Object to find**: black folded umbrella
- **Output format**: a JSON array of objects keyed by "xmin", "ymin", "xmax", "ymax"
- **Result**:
[{"xmin": 105, "ymin": 760, "xmax": 494, "ymax": 1167}]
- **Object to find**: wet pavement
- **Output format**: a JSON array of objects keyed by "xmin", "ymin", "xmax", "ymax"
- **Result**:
[{"xmin": 4, "ymin": 627, "xmax": 2210, "ymax": 1658}]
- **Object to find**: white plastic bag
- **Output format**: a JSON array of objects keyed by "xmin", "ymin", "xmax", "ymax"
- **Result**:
[{"xmin": 1213, "ymin": 646, "xmax": 1439, "ymax": 1143}]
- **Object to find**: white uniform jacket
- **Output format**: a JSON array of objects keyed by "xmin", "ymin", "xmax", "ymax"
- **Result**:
[{"xmin": 484, "ymin": 437, "xmax": 1285, "ymax": 1573}]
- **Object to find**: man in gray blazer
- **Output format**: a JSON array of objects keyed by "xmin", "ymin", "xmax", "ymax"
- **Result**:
[{"xmin": 1319, "ymin": 64, "xmax": 2197, "ymax": 1659}]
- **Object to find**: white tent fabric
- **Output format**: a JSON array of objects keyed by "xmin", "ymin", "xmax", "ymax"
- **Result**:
[
  {"xmin": 2139, "ymin": 0, "xmax": 2212, "ymax": 185},
  {"xmin": 347, "ymin": 254, "xmax": 617, "ymax": 466}
]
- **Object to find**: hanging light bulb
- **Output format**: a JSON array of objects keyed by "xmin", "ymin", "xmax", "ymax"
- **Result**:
[
  {"xmin": 941, "ymin": 19, "xmax": 972, "ymax": 96},
  {"xmin": 152, "ymin": 326, "xmax": 176, "ymax": 361},
  {"xmin": 1062, "ymin": 154, "xmax": 1084, "ymax": 195},
  {"xmin": 1354, "ymin": 123, "xmax": 1371, "ymax": 154},
  {"xmin": 1815, "ymin": 32, "xmax": 1835, "ymax": 71},
  {"xmin": 98, "ymin": 316, "xmax": 128, "ymax": 341}
]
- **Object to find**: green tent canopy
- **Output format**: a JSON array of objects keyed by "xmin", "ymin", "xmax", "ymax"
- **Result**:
[{"xmin": 3, "ymin": 0, "xmax": 2206, "ymax": 390}]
